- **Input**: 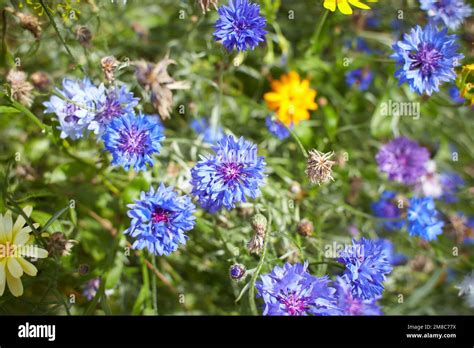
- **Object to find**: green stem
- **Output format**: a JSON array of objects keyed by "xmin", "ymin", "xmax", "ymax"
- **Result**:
[
  {"xmin": 282, "ymin": 122, "xmax": 308, "ymax": 157},
  {"xmin": 248, "ymin": 211, "xmax": 271, "ymax": 315},
  {"xmin": 151, "ymin": 255, "xmax": 159, "ymax": 315},
  {"xmin": 39, "ymin": 0, "xmax": 85, "ymax": 74},
  {"xmin": 307, "ymin": 9, "xmax": 329, "ymax": 56},
  {"xmin": 10, "ymin": 99, "xmax": 47, "ymax": 132}
]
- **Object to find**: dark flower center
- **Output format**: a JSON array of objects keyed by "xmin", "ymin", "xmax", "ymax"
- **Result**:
[
  {"xmin": 409, "ymin": 43, "xmax": 443, "ymax": 77},
  {"xmin": 278, "ymin": 291, "xmax": 309, "ymax": 316},
  {"xmin": 118, "ymin": 127, "xmax": 149, "ymax": 155},
  {"xmin": 64, "ymin": 103, "xmax": 79, "ymax": 123},
  {"xmin": 97, "ymin": 96, "xmax": 123, "ymax": 123},
  {"xmin": 219, "ymin": 162, "xmax": 244, "ymax": 183},
  {"xmin": 151, "ymin": 207, "xmax": 172, "ymax": 224},
  {"xmin": 232, "ymin": 19, "xmax": 249, "ymax": 33}
]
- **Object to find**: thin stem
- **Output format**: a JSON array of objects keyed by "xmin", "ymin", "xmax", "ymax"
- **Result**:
[
  {"xmin": 282, "ymin": 122, "xmax": 308, "ymax": 158},
  {"xmin": 248, "ymin": 211, "xmax": 271, "ymax": 315},
  {"xmin": 151, "ymin": 255, "xmax": 159, "ymax": 315},
  {"xmin": 39, "ymin": 0, "xmax": 85, "ymax": 74},
  {"xmin": 307, "ymin": 9, "xmax": 329, "ymax": 56}
]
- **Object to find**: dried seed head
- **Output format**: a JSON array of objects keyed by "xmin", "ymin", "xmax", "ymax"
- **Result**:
[
  {"xmin": 74, "ymin": 25, "xmax": 92, "ymax": 46},
  {"xmin": 46, "ymin": 232, "xmax": 77, "ymax": 257},
  {"xmin": 229, "ymin": 264, "xmax": 246, "ymax": 281},
  {"xmin": 305, "ymin": 149, "xmax": 335, "ymax": 185},
  {"xmin": 7, "ymin": 70, "xmax": 34, "ymax": 107},
  {"xmin": 30, "ymin": 71, "xmax": 51, "ymax": 91},
  {"xmin": 297, "ymin": 219, "xmax": 314, "ymax": 237},
  {"xmin": 197, "ymin": 0, "xmax": 219, "ymax": 13},
  {"xmin": 250, "ymin": 213, "xmax": 267, "ymax": 236},
  {"xmin": 134, "ymin": 56, "xmax": 190, "ymax": 119},
  {"xmin": 16, "ymin": 12, "xmax": 42, "ymax": 38},
  {"xmin": 101, "ymin": 56, "xmax": 120, "ymax": 83},
  {"xmin": 409, "ymin": 255, "xmax": 433, "ymax": 273},
  {"xmin": 247, "ymin": 233, "xmax": 265, "ymax": 255}
]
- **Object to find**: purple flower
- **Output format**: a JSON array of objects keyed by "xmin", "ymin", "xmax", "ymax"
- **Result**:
[
  {"xmin": 376, "ymin": 136, "xmax": 430, "ymax": 185},
  {"xmin": 190, "ymin": 135, "xmax": 266, "ymax": 213},
  {"xmin": 334, "ymin": 276, "xmax": 382, "ymax": 316},
  {"xmin": 255, "ymin": 262, "xmax": 339, "ymax": 316},
  {"xmin": 102, "ymin": 112, "xmax": 165, "ymax": 172},
  {"xmin": 346, "ymin": 68, "xmax": 374, "ymax": 91},
  {"xmin": 391, "ymin": 25, "xmax": 463, "ymax": 95},
  {"xmin": 371, "ymin": 191, "xmax": 405, "ymax": 231},
  {"xmin": 338, "ymin": 238, "xmax": 393, "ymax": 300},
  {"xmin": 440, "ymin": 171, "xmax": 464, "ymax": 203},
  {"xmin": 125, "ymin": 184, "xmax": 196, "ymax": 256},
  {"xmin": 83, "ymin": 278, "xmax": 100, "ymax": 301},
  {"xmin": 420, "ymin": 0, "xmax": 472, "ymax": 30},
  {"xmin": 265, "ymin": 116, "xmax": 290, "ymax": 140},
  {"xmin": 214, "ymin": 0, "xmax": 267, "ymax": 52}
]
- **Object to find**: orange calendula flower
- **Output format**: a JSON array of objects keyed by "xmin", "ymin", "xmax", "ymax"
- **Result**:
[
  {"xmin": 323, "ymin": 0, "xmax": 378, "ymax": 15},
  {"xmin": 264, "ymin": 71, "xmax": 318, "ymax": 126}
]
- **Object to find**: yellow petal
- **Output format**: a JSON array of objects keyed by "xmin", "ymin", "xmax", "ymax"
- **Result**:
[
  {"xmin": 348, "ymin": 0, "xmax": 371, "ymax": 9},
  {"xmin": 18, "ymin": 258, "xmax": 38, "ymax": 277},
  {"xmin": 12, "ymin": 207, "xmax": 35, "ymax": 240},
  {"xmin": 3, "ymin": 211, "xmax": 13, "ymax": 242},
  {"xmin": 6, "ymin": 271, "xmax": 23, "ymax": 297},
  {"xmin": 7, "ymin": 257, "xmax": 23, "ymax": 278},
  {"xmin": 20, "ymin": 246, "xmax": 48, "ymax": 259},
  {"xmin": 0, "ymin": 260, "xmax": 6, "ymax": 296},
  {"xmin": 0, "ymin": 214, "xmax": 7, "ymax": 244},
  {"xmin": 337, "ymin": 0, "xmax": 353, "ymax": 15},
  {"xmin": 14, "ymin": 229, "xmax": 30, "ymax": 246},
  {"xmin": 323, "ymin": 0, "xmax": 337, "ymax": 12}
]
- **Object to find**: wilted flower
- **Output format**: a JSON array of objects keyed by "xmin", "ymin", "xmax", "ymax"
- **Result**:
[
  {"xmin": 102, "ymin": 112, "xmax": 165, "ymax": 172},
  {"xmin": 101, "ymin": 56, "xmax": 120, "ymax": 83},
  {"xmin": 134, "ymin": 57, "xmax": 190, "ymax": 119},
  {"xmin": 305, "ymin": 149, "xmax": 335, "ymax": 185},
  {"xmin": 391, "ymin": 25, "xmax": 463, "ymax": 95},
  {"xmin": 74, "ymin": 25, "xmax": 92, "ymax": 47},
  {"xmin": 407, "ymin": 196, "xmax": 444, "ymax": 241},
  {"xmin": 45, "ymin": 232, "xmax": 76, "ymax": 257},
  {"xmin": 297, "ymin": 219, "xmax": 314, "ymax": 237},
  {"xmin": 0, "ymin": 206, "xmax": 48, "ymax": 297},
  {"xmin": 8, "ymin": 9, "xmax": 42, "ymax": 38},
  {"xmin": 30, "ymin": 71, "xmax": 51, "ymax": 91},
  {"xmin": 376, "ymin": 137, "xmax": 430, "ymax": 185},
  {"xmin": 125, "ymin": 184, "xmax": 196, "ymax": 256},
  {"xmin": 7, "ymin": 70, "xmax": 34, "ymax": 107},
  {"xmin": 190, "ymin": 135, "xmax": 266, "ymax": 213},
  {"xmin": 229, "ymin": 263, "xmax": 246, "ymax": 281},
  {"xmin": 198, "ymin": 0, "xmax": 219, "ymax": 12},
  {"xmin": 213, "ymin": 0, "xmax": 267, "ymax": 52},
  {"xmin": 256, "ymin": 262, "xmax": 339, "ymax": 316},
  {"xmin": 409, "ymin": 254, "xmax": 434, "ymax": 273},
  {"xmin": 264, "ymin": 71, "xmax": 318, "ymax": 126},
  {"xmin": 337, "ymin": 238, "xmax": 392, "ymax": 300}
]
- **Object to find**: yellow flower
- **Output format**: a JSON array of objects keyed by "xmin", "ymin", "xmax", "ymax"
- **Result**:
[
  {"xmin": 264, "ymin": 71, "xmax": 318, "ymax": 126},
  {"xmin": 323, "ymin": 0, "xmax": 378, "ymax": 15},
  {"xmin": 0, "ymin": 207, "xmax": 48, "ymax": 297}
]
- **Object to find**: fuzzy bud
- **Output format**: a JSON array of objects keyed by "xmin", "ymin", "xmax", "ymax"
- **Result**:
[
  {"xmin": 229, "ymin": 264, "xmax": 246, "ymax": 281},
  {"xmin": 251, "ymin": 213, "xmax": 267, "ymax": 236},
  {"xmin": 297, "ymin": 219, "xmax": 314, "ymax": 237}
]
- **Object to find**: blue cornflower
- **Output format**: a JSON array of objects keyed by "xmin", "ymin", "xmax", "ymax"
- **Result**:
[
  {"xmin": 125, "ymin": 184, "xmax": 196, "ymax": 256},
  {"xmin": 448, "ymin": 85, "xmax": 466, "ymax": 104},
  {"xmin": 420, "ymin": 0, "xmax": 472, "ymax": 30},
  {"xmin": 265, "ymin": 116, "xmax": 291, "ymax": 140},
  {"xmin": 379, "ymin": 238, "xmax": 407, "ymax": 266},
  {"xmin": 255, "ymin": 262, "xmax": 339, "ymax": 316},
  {"xmin": 440, "ymin": 172, "xmax": 464, "ymax": 203},
  {"xmin": 43, "ymin": 77, "xmax": 100, "ymax": 140},
  {"xmin": 89, "ymin": 85, "xmax": 139, "ymax": 136},
  {"xmin": 345, "ymin": 68, "xmax": 374, "ymax": 91},
  {"xmin": 391, "ymin": 25, "xmax": 463, "ymax": 95},
  {"xmin": 407, "ymin": 196, "xmax": 444, "ymax": 241},
  {"xmin": 102, "ymin": 112, "xmax": 165, "ymax": 172},
  {"xmin": 337, "ymin": 238, "xmax": 393, "ymax": 300},
  {"xmin": 190, "ymin": 135, "xmax": 266, "ymax": 213},
  {"xmin": 371, "ymin": 191, "xmax": 405, "ymax": 231},
  {"xmin": 214, "ymin": 0, "xmax": 267, "ymax": 52},
  {"xmin": 333, "ymin": 276, "xmax": 382, "ymax": 316},
  {"xmin": 190, "ymin": 118, "xmax": 224, "ymax": 144}
]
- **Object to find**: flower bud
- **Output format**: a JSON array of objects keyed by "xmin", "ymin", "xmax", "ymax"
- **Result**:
[
  {"xmin": 297, "ymin": 219, "xmax": 314, "ymax": 237},
  {"xmin": 229, "ymin": 264, "xmax": 246, "ymax": 281},
  {"xmin": 251, "ymin": 213, "xmax": 267, "ymax": 236}
]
